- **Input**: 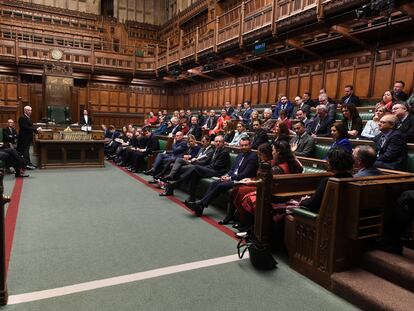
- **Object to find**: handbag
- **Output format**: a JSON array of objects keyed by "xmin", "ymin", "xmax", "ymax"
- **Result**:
[{"xmin": 237, "ymin": 233, "xmax": 277, "ymax": 270}]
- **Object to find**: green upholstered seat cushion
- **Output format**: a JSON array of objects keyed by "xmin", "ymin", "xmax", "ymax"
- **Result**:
[
  {"xmin": 293, "ymin": 207, "xmax": 318, "ymax": 219},
  {"xmin": 158, "ymin": 139, "xmax": 168, "ymax": 151},
  {"xmin": 313, "ymin": 144, "xmax": 330, "ymax": 159},
  {"xmin": 303, "ymin": 166, "xmax": 326, "ymax": 174}
]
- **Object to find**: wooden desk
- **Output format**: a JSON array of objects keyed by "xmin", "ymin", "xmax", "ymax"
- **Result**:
[{"xmin": 36, "ymin": 139, "xmax": 105, "ymax": 169}]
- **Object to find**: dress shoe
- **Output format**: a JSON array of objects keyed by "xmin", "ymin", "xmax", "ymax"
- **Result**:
[
  {"xmin": 143, "ymin": 169, "xmax": 154, "ymax": 175},
  {"xmin": 147, "ymin": 179, "xmax": 158, "ymax": 184},
  {"xmin": 25, "ymin": 165, "xmax": 36, "ymax": 170},
  {"xmin": 2, "ymin": 195, "xmax": 11, "ymax": 204},
  {"xmin": 189, "ymin": 201, "xmax": 204, "ymax": 217},
  {"xmin": 218, "ymin": 215, "xmax": 235, "ymax": 225},
  {"xmin": 15, "ymin": 173, "xmax": 29, "ymax": 178},
  {"xmin": 159, "ymin": 187, "xmax": 174, "ymax": 196}
]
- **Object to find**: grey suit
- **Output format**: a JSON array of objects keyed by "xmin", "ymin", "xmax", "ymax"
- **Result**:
[
  {"xmin": 292, "ymin": 133, "xmax": 315, "ymax": 157},
  {"xmin": 354, "ymin": 167, "xmax": 383, "ymax": 178}
]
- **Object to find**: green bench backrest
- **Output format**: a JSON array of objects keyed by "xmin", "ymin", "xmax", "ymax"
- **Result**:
[
  {"xmin": 229, "ymin": 153, "xmax": 237, "ymax": 168},
  {"xmin": 359, "ymin": 112, "xmax": 374, "ymax": 121},
  {"xmin": 313, "ymin": 144, "xmax": 330, "ymax": 159},
  {"xmin": 303, "ymin": 166, "xmax": 326, "ymax": 174},
  {"xmin": 158, "ymin": 139, "xmax": 168, "ymax": 151},
  {"xmin": 0, "ymin": 128, "xmax": 3, "ymax": 143}
]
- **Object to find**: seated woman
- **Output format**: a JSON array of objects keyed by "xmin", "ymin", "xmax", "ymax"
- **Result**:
[
  {"xmin": 209, "ymin": 109, "xmax": 230, "ymax": 136},
  {"xmin": 330, "ymin": 121, "xmax": 353, "ymax": 153},
  {"xmin": 271, "ymin": 120, "xmax": 290, "ymax": 144},
  {"xmin": 227, "ymin": 122, "xmax": 249, "ymax": 146},
  {"xmin": 300, "ymin": 147, "xmax": 354, "ymax": 213},
  {"xmin": 361, "ymin": 105, "xmax": 387, "ymax": 139},
  {"xmin": 223, "ymin": 119, "xmax": 235, "ymax": 143},
  {"xmin": 248, "ymin": 110, "xmax": 260, "ymax": 131},
  {"xmin": 277, "ymin": 109, "xmax": 292, "ymax": 130},
  {"xmin": 219, "ymin": 141, "xmax": 303, "ymax": 227},
  {"xmin": 341, "ymin": 105, "xmax": 362, "ymax": 138},
  {"xmin": 377, "ymin": 90, "xmax": 398, "ymax": 112}
]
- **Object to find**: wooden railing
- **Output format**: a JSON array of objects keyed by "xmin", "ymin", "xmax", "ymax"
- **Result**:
[{"xmin": 0, "ymin": 0, "xmax": 358, "ymax": 73}]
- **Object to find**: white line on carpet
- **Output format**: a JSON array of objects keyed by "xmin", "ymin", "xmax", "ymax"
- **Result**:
[{"xmin": 8, "ymin": 253, "xmax": 247, "ymax": 305}]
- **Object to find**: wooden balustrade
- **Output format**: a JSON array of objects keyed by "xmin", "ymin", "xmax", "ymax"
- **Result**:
[{"xmin": 0, "ymin": 0, "xmax": 361, "ymax": 73}]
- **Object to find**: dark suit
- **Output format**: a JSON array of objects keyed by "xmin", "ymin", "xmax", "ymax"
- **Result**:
[
  {"xmin": 80, "ymin": 115, "xmax": 93, "ymax": 126},
  {"xmin": 226, "ymin": 107, "xmax": 235, "ymax": 118},
  {"xmin": 341, "ymin": 94, "xmax": 360, "ymax": 106},
  {"xmin": 152, "ymin": 139, "xmax": 188, "ymax": 175},
  {"xmin": 251, "ymin": 129, "xmax": 269, "ymax": 149},
  {"xmin": 374, "ymin": 130, "xmax": 407, "ymax": 171},
  {"xmin": 17, "ymin": 115, "xmax": 38, "ymax": 165},
  {"xmin": 199, "ymin": 151, "xmax": 258, "ymax": 206},
  {"xmin": 395, "ymin": 91, "xmax": 408, "ymax": 102},
  {"xmin": 171, "ymin": 148, "xmax": 230, "ymax": 201},
  {"xmin": 3, "ymin": 126, "xmax": 18, "ymax": 146},
  {"xmin": 397, "ymin": 114, "xmax": 414, "ymax": 143},
  {"xmin": 205, "ymin": 116, "xmax": 218, "ymax": 130},
  {"xmin": 292, "ymin": 132, "xmax": 315, "ymax": 157},
  {"xmin": 130, "ymin": 135, "xmax": 160, "ymax": 170},
  {"xmin": 242, "ymin": 108, "xmax": 253, "ymax": 124},
  {"xmin": 306, "ymin": 116, "xmax": 334, "ymax": 137},
  {"xmin": 326, "ymin": 102, "xmax": 337, "ymax": 120},
  {"xmin": 293, "ymin": 103, "xmax": 311, "ymax": 117},
  {"xmin": 0, "ymin": 147, "xmax": 25, "ymax": 175},
  {"xmin": 187, "ymin": 124, "xmax": 202, "ymax": 140}
]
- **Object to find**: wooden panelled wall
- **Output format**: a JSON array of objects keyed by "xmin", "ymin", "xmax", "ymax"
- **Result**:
[{"xmin": 176, "ymin": 44, "xmax": 414, "ymax": 108}]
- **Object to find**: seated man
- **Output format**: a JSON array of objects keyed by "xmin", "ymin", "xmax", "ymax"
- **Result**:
[
  {"xmin": 188, "ymin": 136, "xmax": 258, "ymax": 217},
  {"xmin": 373, "ymin": 114, "xmax": 407, "ymax": 171},
  {"xmin": 162, "ymin": 135, "xmax": 230, "ymax": 200},
  {"xmin": 126, "ymin": 129, "xmax": 159, "ymax": 172},
  {"xmin": 318, "ymin": 93, "xmax": 337, "ymax": 120},
  {"xmin": 306, "ymin": 104, "xmax": 334, "ymax": 137},
  {"xmin": 0, "ymin": 146, "xmax": 29, "ymax": 177},
  {"xmin": 103, "ymin": 125, "xmax": 120, "ymax": 157},
  {"xmin": 272, "ymin": 95, "xmax": 293, "ymax": 119},
  {"xmin": 187, "ymin": 116, "xmax": 201, "ymax": 140},
  {"xmin": 291, "ymin": 121, "xmax": 315, "ymax": 157},
  {"xmin": 353, "ymin": 145, "xmax": 383, "ymax": 177},
  {"xmin": 160, "ymin": 135, "xmax": 214, "ymax": 184},
  {"xmin": 250, "ymin": 120, "xmax": 269, "ymax": 150},
  {"xmin": 392, "ymin": 102, "xmax": 414, "ymax": 143},
  {"xmin": 295, "ymin": 109, "xmax": 311, "ymax": 127},
  {"xmin": 3, "ymin": 119, "xmax": 18, "ymax": 147},
  {"xmin": 154, "ymin": 134, "xmax": 200, "ymax": 179},
  {"xmin": 340, "ymin": 85, "xmax": 360, "ymax": 107},
  {"xmin": 145, "ymin": 131, "xmax": 188, "ymax": 181}
]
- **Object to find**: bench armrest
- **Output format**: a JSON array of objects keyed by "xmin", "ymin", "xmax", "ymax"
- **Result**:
[{"xmin": 292, "ymin": 207, "xmax": 318, "ymax": 219}]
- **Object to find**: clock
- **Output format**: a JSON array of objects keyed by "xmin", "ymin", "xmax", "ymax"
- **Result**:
[{"xmin": 51, "ymin": 49, "xmax": 63, "ymax": 60}]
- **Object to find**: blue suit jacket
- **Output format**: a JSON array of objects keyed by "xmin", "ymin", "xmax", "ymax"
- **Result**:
[
  {"xmin": 171, "ymin": 140, "xmax": 189, "ymax": 158},
  {"xmin": 228, "ymin": 151, "xmax": 258, "ymax": 181},
  {"xmin": 242, "ymin": 108, "xmax": 253, "ymax": 124},
  {"xmin": 272, "ymin": 101, "xmax": 294, "ymax": 119}
]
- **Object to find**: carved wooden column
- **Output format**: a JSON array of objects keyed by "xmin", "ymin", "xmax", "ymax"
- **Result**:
[
  {"xmin": 254, "ymin": 161, "xmax": 273, "ymax": 245},
  {"xmin": 0, "ymin": 172, "xmax": 8, "ymax": 305}
]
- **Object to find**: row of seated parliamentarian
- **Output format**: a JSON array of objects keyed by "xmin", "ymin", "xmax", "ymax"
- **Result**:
[{"xmin": 140, "ymin": 135, "xmax": 414, "ymax": 291}]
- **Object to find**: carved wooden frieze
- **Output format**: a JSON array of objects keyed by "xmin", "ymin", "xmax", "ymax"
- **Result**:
[
  {"xmin": 356, "ymin": 54, "xmax": 372, "ymax": 65},
  {"xmin": 375, "ymin": 50, "xmax": 392, "ymax": 62},
  {"xmin": 326, "ymin": 60, "xmax": 339, "ymax": 70},
  {"xmin": 340, "ymin": 57, "xmax": 354, "ymax": 68},
  {"xmin": 396, "ymin": 47, "xmax": 414, "ymax": 59}
]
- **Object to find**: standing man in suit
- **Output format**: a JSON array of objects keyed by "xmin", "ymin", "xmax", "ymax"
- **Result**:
[
  {"xmin": 3, "ymin": 119, "xmax": 18, "ymax": 147},
  {"xmin": 80, "ymin": 109, "xmax": 93, "ymax": 126},
  {"xmin": 188, "ymin": 136, "xmax": 258, "ymax": 217},
  {"xmin": 353, "ymin": 145, "xmax": 383, "ymax": 177},
  {"xmin": 340, "ymin": 85, "xmax": 360, "ymax": 107},
  {"xmin": 392, "ymin": 102, "xmax": 414, "ymax": 143},
  {"xmin": 374, "ymin": 115, "xmax": 407, "ymax": 171},
  {"xmin": 306, "ymin": 105, "xmax": 334, "ymax": 137},
  {"xmin": 162, "ymin": 135, "xmax": 230, "ymax": 200},
  {"xmin": 17, "ymin": 106, "xmax": 41, "ymax": 169},
  {"xmin": 250, "ymin": 120, "xmax": 269, "ymax": 149},
  {"xmin": 291, "ymin": 121, "xmax": 315, "ymax": 157}
]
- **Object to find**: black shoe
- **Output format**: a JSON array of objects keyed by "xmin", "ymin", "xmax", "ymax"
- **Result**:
[
  {"xmin": 159, "ymin": 176, "xmax": 172, "ymax": 183},
  {"xmin": 147, "ymin": 179, "xmax": 158, "ymax": 184},
  {"xmin": 189, "ymin": 201, "xmax": 204, "ymax": 217},
  {"xmin": 159, "ymin": 187, "xmax": 173, "ymax": 196},
  {"xmin": 143, "ymin": 169, "xmax": 154, "ymax": 175},
  {"xmin": 25, "ymin": 165, "xmax": 36, "ymax": 170},
  {"xmin": 218, "ymin": 215, "xmax": 235, "ymax": 225},
  {"xmin": 15, "ymin": 173, "xmax": 29, "ymax": 178}
]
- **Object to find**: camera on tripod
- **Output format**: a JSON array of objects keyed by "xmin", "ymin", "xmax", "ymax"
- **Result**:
[{"xmin": 355, "ymin": 0, "xmax": 394, "ymax": 18}]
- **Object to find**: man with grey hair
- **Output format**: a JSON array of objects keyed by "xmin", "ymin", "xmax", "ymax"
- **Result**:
[
  {"xmin": 262, "ymin": 108, "xmax": 276, "ymax": 132},
  {"xmin": 306, "ymin": 104, "xmax": 334, "ymax": 137},
  {"xmin": 373, "ymin": 114, "xmax": 407, "ymax": 171},
  {"xmin": 318, "ymin": 93, "xmax": 337, "ymax": 120},
  {"xmin": 353, "ymin": 145, "xmax": 383, "ymax": 177},
  {"xmin": 17, "ymin": 106, "xmax": 42, "ymax": 169}
]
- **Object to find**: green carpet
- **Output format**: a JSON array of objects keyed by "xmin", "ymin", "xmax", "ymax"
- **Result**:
[{"xmin": 4, "ymin": 165, "xmax": 359, "ymax": 310}]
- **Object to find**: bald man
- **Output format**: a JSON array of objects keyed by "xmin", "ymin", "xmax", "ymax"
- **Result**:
[
  {"xmin": 373, "ymin": 114, "xmax": 407, "ymax": 171},
  {"xmin": 17, "ymin": 106, "xmax": 41, "ymax": 169}
]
